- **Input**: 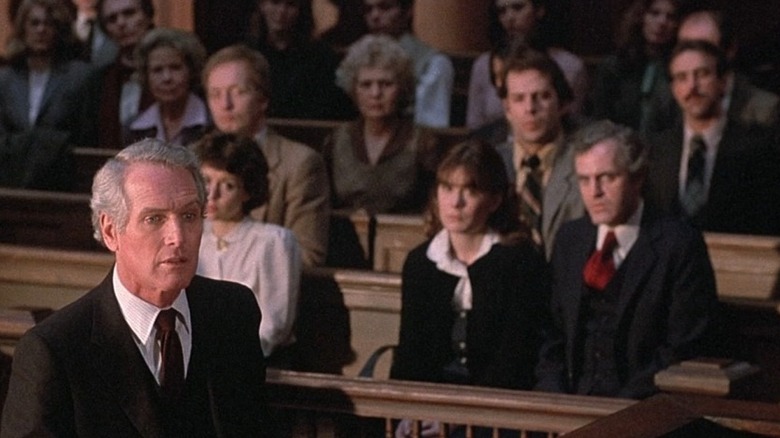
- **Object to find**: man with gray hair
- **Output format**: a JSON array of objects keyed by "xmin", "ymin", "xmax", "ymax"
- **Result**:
[
  {"xmin": 1, "ymin": 139, "xmax": 272, "ymax": 436},
  {"xmin": 535, "ymin": 120, "xmax": 718, "ymax": 399}
]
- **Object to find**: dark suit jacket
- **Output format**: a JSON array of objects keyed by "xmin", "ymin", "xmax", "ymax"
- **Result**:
[
  {"xmin": 535, "ymin": 209, "xmax": 718, "ymax": 399},
  {"xmin": 0, "ymin": 60, "xmax": 93, "ymax": 190},
  {"xmin": 645, "ymin": 120, "xmax": 780, "ymax": 235},
  {"xmin": 0, "ymin": 274, "xmax": 271, "ymax": 437},
  {"xmin": 391, "ymin": 241, "xmax": 550, "ymax": 390}
]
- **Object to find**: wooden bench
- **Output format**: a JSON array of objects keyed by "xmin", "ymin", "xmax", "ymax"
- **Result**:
[
  {"xmin": 0, "ymin": 188, "xmax": 104, "ymax": 252},
  {"xmin": 2, "ymin": 236, "xmax": 779, "ymax": 397}
]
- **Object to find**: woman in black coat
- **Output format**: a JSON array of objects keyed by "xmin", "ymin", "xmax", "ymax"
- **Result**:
[{"xmin": 391, "ymin": 139, "xmax": 550, "ymax": 436}]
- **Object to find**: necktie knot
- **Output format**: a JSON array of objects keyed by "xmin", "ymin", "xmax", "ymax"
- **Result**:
[
  {"xmin": 600, "ymin": 231, "xmax": 618, "ymax": 259},
  {"xmin": 521, "ymin": 154, "xmax": 541, "ymax": 170},
  {"xmin": 583, "ymin": 231, "xmax": 618, "ymax": 291},
  {"xmin": 155, "ymin": 309, "xmax": 178, "ymax": 333}
]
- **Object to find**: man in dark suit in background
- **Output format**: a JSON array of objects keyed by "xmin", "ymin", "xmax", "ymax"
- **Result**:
[
  {"xmin": 676, "ymin": 8, "xmax": 779, "ymax": 132},
  {"xmin": 646, "ymin": 40, "xmax": 779, "ymax": 235},
  {"xmin": 0, "ymin": 139, "xmax": 272, "ymax": 437},
  {"xmin": 535, "ymin": 120, "xmax": 718, "ymax": 399}
]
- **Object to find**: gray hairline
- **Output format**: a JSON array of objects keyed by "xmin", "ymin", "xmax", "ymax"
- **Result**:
[
  {"xmin": 572, "ymin": 120, "xmax": 648, "ymax": 176},
  {"xmin": 90, "ymin": 139, "xmax": 206, "ymax": 246}
]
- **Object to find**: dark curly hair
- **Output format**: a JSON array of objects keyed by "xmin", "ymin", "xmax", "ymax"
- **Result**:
[{"xmin": 192, "ymin": 133, "xmax": 269, "ymax": 215}]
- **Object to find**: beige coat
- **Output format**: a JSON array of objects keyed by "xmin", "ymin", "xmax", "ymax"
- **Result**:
[{"xmin": 251, "ymin": 131, "xmax": 330, "ymax": 266}]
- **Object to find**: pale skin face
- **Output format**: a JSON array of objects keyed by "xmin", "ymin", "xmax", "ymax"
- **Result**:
[
  {"xmin": 23, "ymin": 5, "xmax": 56, "ymax": 55},
  {"xmin": 205, "ymin": 60, "xmax": 269, "ymax": 136},
  {"xmin": 201, "ymin": 164, "xmax": 248, "ymax": 223},
  {"xmin": 100, "ymin": 0, "xmax": 151, "ymax": 50},
  {"xmin": 355, "ymin": 67, "xmax": 401, "ymax": 122},
  {"xmin": 575, "ymin": 139, "xmax": 643, "ymax": 227},
  {"xmin": 503, "ymin": 69, "xmax": 565, "ymax": 152},
  {"xmin": 260, "ymin": 0, "xmax": 300, "ymax": 35},
  {"xmin": 147, "ymin": 46, "xmax": 190, "ymax": 106},
  {"xmin": 363, "ymin": 0, "xmax": 409, "ymax": 37},
  {"xmin": 495, "ymin": 0, "xmax": 543, "ymax": 39},
  {"xmin": 669, "ymin": 49, "xmax": 726, "ymax": 129},
  {"xmin": 642, "ymin": 0, "xmax": 678, "ymax": 47},
  {"xmin": 100, "ymin": 163, "xmax": 203, "ymax": 308},
  {"xmin": 436, "ymin": 166, "xmax": 501, "ymax": 237}
]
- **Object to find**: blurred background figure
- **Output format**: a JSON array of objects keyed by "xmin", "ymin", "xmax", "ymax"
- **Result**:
[
  {"xmin": 247, "ymin": 0, "xmax": 354, "ymax": 120},
  {"xmin": 588, "ymin": 0, "xmax": 681, "ymax": 138},
  {"xmin": 84, "ymin": 0, "xmax": 155, "ymax": 148},
  {"xmin": 194, "ymin": 133, "xmax": 302, "ymax": 368},
  {"xmin": 675, "ymin": 7, "xmax": 779, "ymax": 132},
  {"xmin": 467, "ymin": 0, "xmax": 588, "ymax": 130},
  {"xmin": 362, "ymin": 0, "xmax": 454, "ymax": 128},
  {"xmin": 318, "ymin": 0, "xmax": 368, "ymax": 54},
  {"xmin": 0, "ymin": 0, "xmax": 92, "ymax": 190},
  {"xmin": 325, "ymin": 34, "xmax": 438, "ymax": 215},
  {"xmin": 71, "ymin": 0, "xmax": 117, "ymax": 67},
  {"xmin": 124, "ymin": 27, "xmax": 210, "ymax": 146}
]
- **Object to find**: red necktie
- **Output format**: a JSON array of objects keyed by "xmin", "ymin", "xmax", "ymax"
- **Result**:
[
  {"xmin": 583, "ymin": 231, "xmax": 618, "ymax": 291},
  {"xmin": 156, "ymin": 309, "xmax": 184, "ymax": 399}
]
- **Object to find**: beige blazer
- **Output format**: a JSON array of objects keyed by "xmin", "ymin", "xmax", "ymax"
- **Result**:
[{"xmin": 251, "ymin": 131, "xmax": 330, "ymax": 266}]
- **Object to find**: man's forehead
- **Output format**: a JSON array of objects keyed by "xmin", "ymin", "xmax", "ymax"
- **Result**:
[
  {"xmin": 207, "ymin": 61, "xmax": 252, "ymax": 86},
  {"xmin": 670, "ymin": 50, "xmax": 716, "ymax": 70},
  {"xmin": 506, "ymin": 69, "xmax": 554, "ymax": 90}
]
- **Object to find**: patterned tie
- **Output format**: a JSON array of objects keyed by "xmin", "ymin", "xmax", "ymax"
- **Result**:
[
  {"xmin": 583, "ymin": 231, "xmax": 618, "ymax": 291},
  {"xmin": 681, "ymin": 135, "xmax": 708, "ymax": 217},
  {"xmin": 156, "ymin": 309, "xmax": 184, "ymax": 399},
  {"xmin": 518, "ymin": 154, "xmax": 542, "ymax": 242}
]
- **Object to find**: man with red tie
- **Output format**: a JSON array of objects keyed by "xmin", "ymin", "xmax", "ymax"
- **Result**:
[{"xmin": 535, "ymin": 119, "xmax": 718, "ymax": 399}]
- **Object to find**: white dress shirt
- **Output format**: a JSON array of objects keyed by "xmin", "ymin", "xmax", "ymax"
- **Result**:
[
  {"xmin": 112, "ymin": 268, "xmax": 192, "ymax": 383},
  {"xmin": 595, "ymin": 200, "xmax": 644, "ymax": 269}
]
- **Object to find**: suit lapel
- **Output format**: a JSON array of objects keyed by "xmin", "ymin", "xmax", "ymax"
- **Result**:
[
  {"xmin": 253, "ymin": 131, "xmax": 284, "ymax": 222},
  {"xmin": 614, "ymin": 211, "xmax": 661, "ymax": 323},
  {"xmin": 89, "ymin": 273, "xmax": 165, "ymax": 438},
  {"xmin": 8, "ymin": 71, "xmax": 31, "ymax": 129},
  {"xmin": 36, "ymin": 64, "xmax": 65, "ymax": 125},
  {"xmin": 542, "ymin": 144, "xmax": 578, "ymax": 243}
]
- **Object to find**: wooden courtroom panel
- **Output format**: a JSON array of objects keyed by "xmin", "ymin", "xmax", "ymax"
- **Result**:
[
  {"xmin": 71, "ymin": 147, "xmax": 118, "ymax": 193},
  {"xmin": 0, "ymin": 188, "xmax": 103, "ymax": 252},
  {"xmin": 372, "ymin": 214, "xmax": 427, "ymax": 273},
  {"xmin": 705, "ymin": 233, "xmax": 780, "ymax": 301}
]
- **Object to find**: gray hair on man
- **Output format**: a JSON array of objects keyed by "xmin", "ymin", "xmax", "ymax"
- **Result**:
[
  {"xmin": 571, "ymin": 119, "xmax": 649, "ymax": 177},
  {"xmin": 90, "ymin": 139, "xmax": 206, "ymax": 245}
]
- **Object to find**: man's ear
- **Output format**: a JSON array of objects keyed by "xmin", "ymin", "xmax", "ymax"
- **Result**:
[{"xmin": 100, "ymin": 213, "xmax": 120, "ymax": 252}]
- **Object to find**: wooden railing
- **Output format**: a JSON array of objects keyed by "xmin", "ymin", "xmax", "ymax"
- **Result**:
[{"xmin": 265, "ymin": 369, "xmax": 635, "ymax": 437}]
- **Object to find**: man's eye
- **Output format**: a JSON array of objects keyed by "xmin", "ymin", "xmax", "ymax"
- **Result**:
[
  {"xmin": 144, "ymin": 215, "xmax": 162, "ymax": 225},
  {"xmin": 182, "ymin": 212, "xmax": 199, "ymax": 222}
]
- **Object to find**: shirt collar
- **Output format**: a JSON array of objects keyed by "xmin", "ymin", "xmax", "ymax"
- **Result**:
[
  {"xmin": 112, "ymin": 267, "xmax": 191, "ymax": 345},
  {"xmin": 683, "ymin": 114, "xmax": 726, "ymax": 155},
  {"xmin": 597, "ymin": 200, "xmax": 643, "ymax": 265},
  {"xmin": 512, "ymin": 134, "xmax": 562, "ymax": 174},
  {"xmin": 130, "ymin": 93, "xmax": 209, "ymax": 134}
]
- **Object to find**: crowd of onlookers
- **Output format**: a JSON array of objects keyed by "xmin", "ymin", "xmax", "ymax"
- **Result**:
[{"xmin": 1, "ymin": 0, "xmax": 780, "ymax": 435}]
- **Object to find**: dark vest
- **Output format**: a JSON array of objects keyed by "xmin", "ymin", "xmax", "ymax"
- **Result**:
[{"xmin": 575, "ymin": 265, "xmax": 628, "ymax": 396}]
